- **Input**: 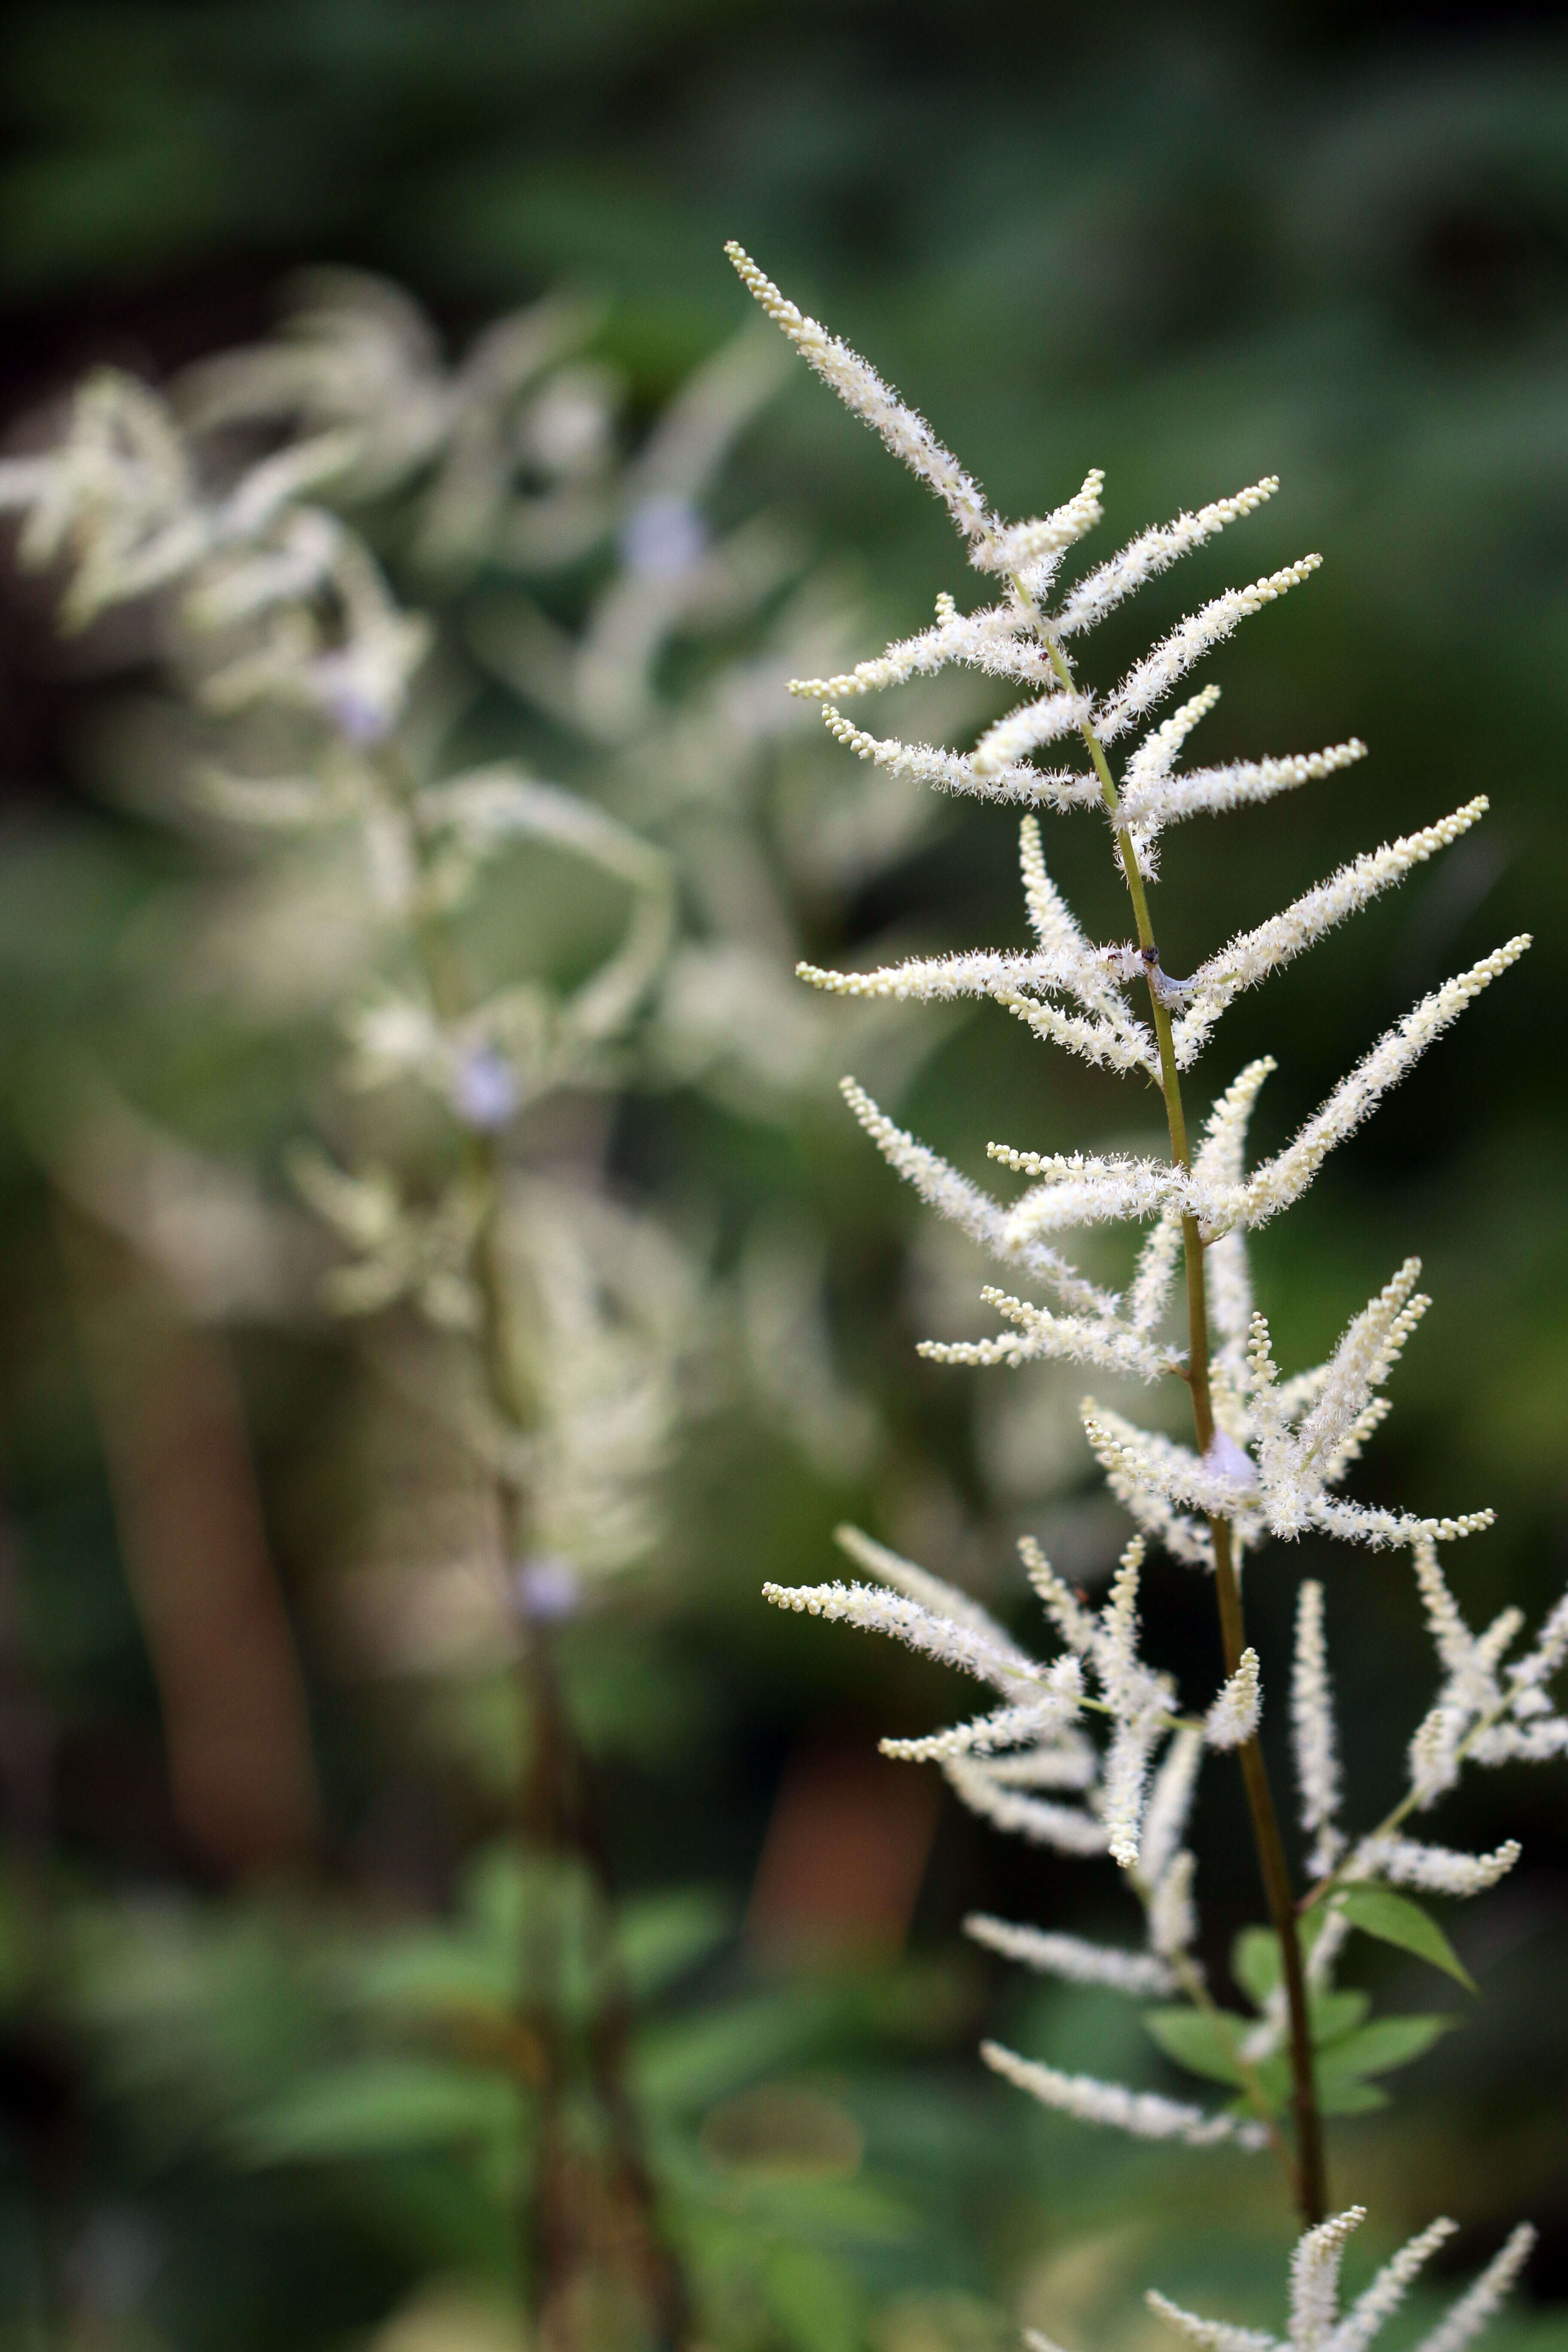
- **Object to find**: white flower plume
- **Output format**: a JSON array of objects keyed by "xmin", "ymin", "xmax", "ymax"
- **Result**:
[
  {"xmin": 725, "ymin": 244, "xmax": 995, "ymax": 542},
  {"xmin": 981, "ymin": 2040, "xmax": 1267, "ymax": 2149},
  {"xmin": 732, "ymin": 242, "xmax": 1544, "ymax": 2180},
  {"xmin": 1148, "ymin": 2210, "xmax": 1533, "ymax": 2352}
]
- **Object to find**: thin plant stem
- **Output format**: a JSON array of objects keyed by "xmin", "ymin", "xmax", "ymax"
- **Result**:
[{"xmin": 1039, "ymin": 629, "xmax": 1329, "ymax": 2226}]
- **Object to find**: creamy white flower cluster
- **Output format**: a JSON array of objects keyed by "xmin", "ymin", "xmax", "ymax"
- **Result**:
[
  {"xmin": 1292, "ymin": 1545, "xmax": 1568, "ymax": 1896},
  {"xmin": 734, "ymin": 242, "xmax": 1550, "ymax": 2174},
  {"xmin": 766, "ymin": 1521, "xmax": 1270, "ymax": 2148},
  {"xmin": 1097, "ymin": 2205, "xmax": 1535, "ymax": 2352}
]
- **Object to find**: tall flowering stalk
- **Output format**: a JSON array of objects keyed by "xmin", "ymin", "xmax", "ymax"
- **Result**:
[
  {"xmin": 0, "ymin": 350, "xmax": 694, "ymax": 2346},
  {"xmin": 729, "ymin": 237, "xmax": 1562, "ymax": 2303}
]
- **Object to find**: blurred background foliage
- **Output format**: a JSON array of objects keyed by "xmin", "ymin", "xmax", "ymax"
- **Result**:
[{"xmin": 0, "ymin": 1, "xmax": 1565, "ymax": 2347}]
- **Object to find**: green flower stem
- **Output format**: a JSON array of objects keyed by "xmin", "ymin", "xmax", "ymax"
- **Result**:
[{"xmin": 1040, "ymin": 634, "xmax": 1328, "ymax": 2226}]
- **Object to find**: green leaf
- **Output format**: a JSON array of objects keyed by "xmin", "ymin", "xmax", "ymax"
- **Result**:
[
  {"xmin": 1337, "ymin": 1889, "xmax": 1477, "ymax": 1992},
  {"xmin": 763, "ymin": 2242, "xmax": 864, "ymax": 2352},
  {"xmin": 617, "ymin": 1890, "xmax": 733, "ymax": 2002},
  {"xmin": 1144, "ymin": 2007, "xmax": 1247, "ymax": 2088},
  {"xmin": 1309, "ymin": 1990, "xmax": 1370, "ymax": 2048},
  {"xmin": 236, "ymin": 2058, "xmax": 521, "ymax": 2163},
  {"xmin": 1318, "ymin": 2015, "xmax": 1452, "ymax": 2083},
  {"xmin": 346, "ymin": 1932, "xmax": 514, "ymax": 2019},
  {"xmin": 1318, "ymin": 2079, "xmax": 1390, "ymax": 2116},
  {"xmin": 1231, "ymin": 1929, "xmax": 1280, "ymax": 2010}
]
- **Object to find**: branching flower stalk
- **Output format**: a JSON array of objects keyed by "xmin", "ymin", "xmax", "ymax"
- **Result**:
[
  {"xmin": 0, "ymin": 352, "xmax": 696, "ymax": 2346},
  {"xmin": 729, "ymin": 239, "xmax": 1561, "ymax": 2276}
]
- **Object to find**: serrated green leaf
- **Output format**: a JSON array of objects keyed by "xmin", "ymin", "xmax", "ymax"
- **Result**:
[
  {"xmin": 236, "ymin": 2058, "xmax": 521, "ymax": 2163},
  {"xmin": 1337, "ymin": 1889, "xmax": 1477, "ymax": 1992},
  {"xmin": 1231, "ymin": 1928, "xmax": 1280, "ymax": 2009},
  {"xmin": 1318, "ymin": 2014, "xmax": 1452, "ymax": 2082},
  {"xmin": 1144, "ymin": 2007, "xmax": 1247, "ymax": 2087},
  {"xmin": 1309, "ymin": 1989, "xmax": 1370, "ymax": 2048}
]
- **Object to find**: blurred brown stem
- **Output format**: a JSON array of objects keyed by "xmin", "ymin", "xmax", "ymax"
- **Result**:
[{"xmin": 386, "ymin": 752, "xmax": 690, "ymax": 2347}]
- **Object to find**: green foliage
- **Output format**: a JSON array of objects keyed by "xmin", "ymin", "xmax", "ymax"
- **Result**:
[{"xmin": 1337, "ymin": 1889, "xmax": 1479, "ymax": 1994}]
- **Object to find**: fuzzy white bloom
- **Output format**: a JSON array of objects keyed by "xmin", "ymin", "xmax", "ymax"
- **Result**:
[
  {"xmin": 1016, "ymin": 817, "xmax": 1127, "ymax": 1008},
  {"xmin": 1121, "ymin": 682, "xmax": 1223, "ymax": 796},
  {"xmin": 920, "ymin": 1291, "xmax": 1175, "ymax": 1384},
  {"xmin": 995, "ymin": 1145, "xmax": 1184, "ymax": 1237},
  {"xmin": 1332, "ymin": 2221, "xmax": 1459, "ymax": 2352},
  {"xmin": 879, "ymin": 1658, "xmax": 1084, "ymax": 1761},
  {"xmin": 1356, "ymin": 1834, "xmax": 1521, "ymax": 1898},
  {"xmin": 1147, "ymin": 1846, "xmax": 1198, "ymax": 1958},
  {"xmin": 761, "ymin": 1578, "xmax": 1036, "ymax": 1695},
  {"xmin": 818, "ymin": 704, "xmax": 1059, "ymax": 807},
  {"xmin": 982, "ymin": 2041, "xmax": 1266, "ymax": 2149},
  {"xmin": 1001, "ymin": 989, "xmax": 1161, "ymax": 1078},
  {"xmin": 1115, "ymin": 738, "xmax": 1367, "ymax": 833},
  {"xmin": 731, "ymin": 246, "xmax": 1547, "ymax": 2189},
  {"xmin": 1127, "ymin": 1205, "xmax": 1186, "ymax": 1336},
  {"xmin": 963, "ymin": 1914, "xmax": 1177, "ymax": 1994},
  {"xmin": 839, "ymin": 1075, "xmax": 1132, "ymax": 1323},
  {"xmin": 1104, "ymin": 1712, "xmax": 1162, "ymax": 1868},
  {"xmin": 1209, "ymin": 938, "xmax": 1532, "ymax": 1222},
  {"xmin": 1507, "ymin": 1588, "xmax": 1568, "ymax": 1718},
  {"xmin": 1149, "ymin": 2211, "xmax": 1531, "ymax": 2352},
  {"xmin": 1055, "ymin": 478, "xmax": 1279, "ymax": 638},
  {"xmin": 726, "ymin": 244, "xmax": 994, "ymax": 540},
  {"xmin": 798, "ymin": 943, "xmax": 1086, "ymax": 1006},
  {"xmin": 1096, "ymin": 557, "xmax": 1322, "ymax": 742},
  {"xmin": 1146, "ymin": 2297, "xmax": 1277, "ymax": 2352},
  {"xmin": 1294, "ymin": 2210, "xmax": 1375, "ymax": 2352},
  {"xmin": 1412, "ymin": 2229, "xmax": 1536, "ymax": 2352},
  {"xmin": 787, "ymin": 594, "xmax": 1047, "ymax": 701},
  {"xmin": 1206, "ymin": 1648, "xmax": 1262, "ymax": 1750},
  {"xmin": 1081, "ymin": 1406, "xmax": 1217, "ymax": 1571},
  {"xmin": 1262, "ymin": 1261, "xmax": 1429, "ymax": 1537},
  {"xmin": 944, "ymin": 1759, "xmax": 1109, "ymax": 1853},
  {"xmin": 1292, "ymin": 1581, "xmax": 1344, "ymax": 1876},
  {"xmin": 970, "ymin": 469, "xmax": 1106, "ymax": 576},
  {"xmin": 1140, "ymin": 1727, "xmax": 1204, "ymax": 1887},
  {"xmin": 972, "ymin": 689, "xmax": 1095, "ymax": 775},
  {"xmin": 1176, "ymin": 800, "xmax": 1489, "ymax": 1047}
]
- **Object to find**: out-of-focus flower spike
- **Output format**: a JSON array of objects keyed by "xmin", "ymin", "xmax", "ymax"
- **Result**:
[
  {"xmin": 1292, "ymin": 1581, "xmax": 1344, "ymax": 1876},
  {"xmin": 1355, "ymin": 1834, "xmax": 1520, "ymax": 1896},
  {"xmin": 1329, "ymin": 2221, "xmax": 1458, "ymax": 2352},
  {"xmin": 964, "ymin": 1913, "xmax": 1176, "ymax": 1994},
  {"xmin": 1206, "ymin": 1648, "xmax": 1262, "ymax": 1750},
  {"xmin": 1292, "ymin": 2208, "xmax": 1368, "ymax": 2352},
  {"xmin": 981, "ymin": 2042, "xmax": 1267, "ymax": 2149},
  {"xmin": 1409, "ymin": 2227, "xmax": 1535, "ymax": 2352}
]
